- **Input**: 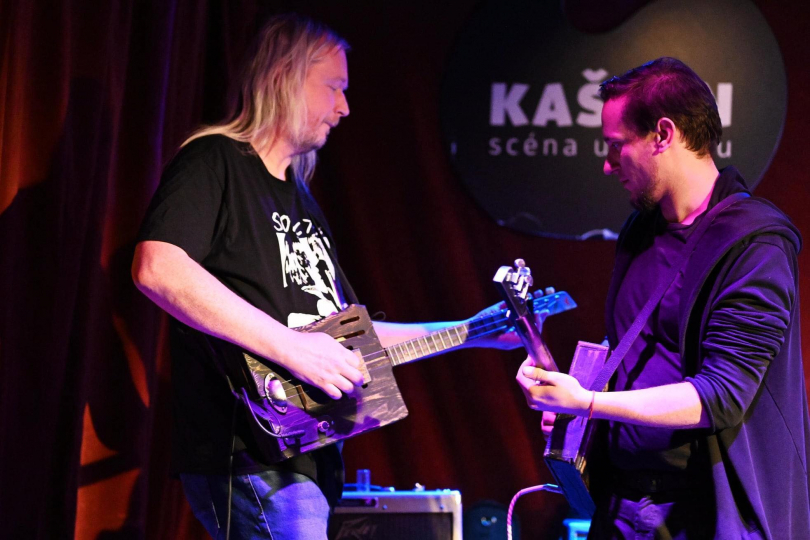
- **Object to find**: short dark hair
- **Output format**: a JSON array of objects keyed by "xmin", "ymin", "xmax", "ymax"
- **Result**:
[{"xmin": 599, "ymin": 57, "xmax": 721, "ymax": 156}]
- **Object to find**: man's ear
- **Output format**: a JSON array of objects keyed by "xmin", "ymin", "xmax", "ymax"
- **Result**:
[{"xmin": 654, "ymin": 117, "xmax": 677, "ymax": 151}]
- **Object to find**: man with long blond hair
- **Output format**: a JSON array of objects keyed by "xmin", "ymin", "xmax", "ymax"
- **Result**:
[{"xmin": 133, "ymin": 13, "xmax": 514, "ymax": 539}]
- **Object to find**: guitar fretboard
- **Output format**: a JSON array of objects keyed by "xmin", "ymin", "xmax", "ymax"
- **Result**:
[
  {"xmin": 382, "ymin": 291, "xmax": 575, "ymax": 367},
  {"xmin": 385, "ymin": 314, "xmax": 506, "ymax": 366}
]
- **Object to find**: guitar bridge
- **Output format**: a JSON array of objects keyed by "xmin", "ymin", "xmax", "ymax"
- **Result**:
[{"xmin": 355, "ymin": 350, "xmax": 372, "ymax": 385}]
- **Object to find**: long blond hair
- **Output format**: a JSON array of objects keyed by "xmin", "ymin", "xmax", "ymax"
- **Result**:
[{"xmin": 184, "ymin": 14, "xmax": 349, "ymax": 183}]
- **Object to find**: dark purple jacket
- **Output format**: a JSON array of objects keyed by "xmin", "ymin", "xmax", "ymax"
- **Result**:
[{"xmin": 606, "ymin": 168, "xmax": 810, "ymax": 539}]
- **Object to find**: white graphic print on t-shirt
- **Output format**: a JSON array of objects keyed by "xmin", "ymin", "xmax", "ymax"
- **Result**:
[{"xmin": 272, "ymin": 212, "xmax": 342, "ymax": 328}]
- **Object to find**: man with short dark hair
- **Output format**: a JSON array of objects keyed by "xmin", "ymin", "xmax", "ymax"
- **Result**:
[{"xmin": 518, "ymin": 57, "xmax": 810, "ymax": 538}]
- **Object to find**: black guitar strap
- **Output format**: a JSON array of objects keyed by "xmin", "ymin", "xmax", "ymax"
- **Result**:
[{"xmin": 587, "ymin": 192, "xmax": 750, "ymax": 393}]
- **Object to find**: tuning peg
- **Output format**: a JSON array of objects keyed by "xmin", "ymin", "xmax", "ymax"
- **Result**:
[
  {"xmin": 514, "ymin": 259, "xmax": 533, "ymax": 285},
  {"xmin": 544, "ymin": 286, "xmax": 556, "ymax": 295}
]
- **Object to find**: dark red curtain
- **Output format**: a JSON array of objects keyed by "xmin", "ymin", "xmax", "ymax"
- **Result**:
[{"xmin": 1, "ymin": 1, "xmax": 808, "ymax": 538}]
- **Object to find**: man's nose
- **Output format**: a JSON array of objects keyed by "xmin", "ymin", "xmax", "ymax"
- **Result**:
[
  {"xmin": 336, "ymin": 92, "xmax": 349, "ymax": 117},
  {"xmin": 603, "ymin": 158, "xmax": 617, "ymax": 176}
]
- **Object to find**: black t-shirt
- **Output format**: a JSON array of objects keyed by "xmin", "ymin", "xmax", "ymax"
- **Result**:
[
  {"xmin": 609, "ymin": 213, "xmax": 702, "ymax": 471},
  {"xmin": 137, "ymin": 135, "xmax": 349, "ymax": 491}
]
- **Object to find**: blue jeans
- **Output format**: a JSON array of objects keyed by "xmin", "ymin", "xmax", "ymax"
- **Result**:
[{"xmin": 180, "ymin": 470, "xmax": 330, "ymax": 540}]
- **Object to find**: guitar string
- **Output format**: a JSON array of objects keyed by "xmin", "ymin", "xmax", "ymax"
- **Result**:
[
  {"xmin": 260, "ymin": 297, "xmax": 566, "ymax": 394},
  {"xmin": 269, "ymin": 324, "xmax": 511, "ymax": 395},
  {"xmin": 275, "ymin": 327, "xmax": 508, "ymax": 392},
  {"xmin": 252, "ymin": 295, "xmax": 566, "ymax": 420},
  {"xmin": 269, "ymin": 300, "xmax": 568, "ymax": 394}
]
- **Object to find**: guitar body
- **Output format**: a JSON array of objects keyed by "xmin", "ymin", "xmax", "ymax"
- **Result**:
[
  {"xmin": 543, "ymin": 341, "xmax": 608, "ymax": 518},
  {"xmin": 232, "ymin": 305, "xmax": 408, "ymax": 463}
]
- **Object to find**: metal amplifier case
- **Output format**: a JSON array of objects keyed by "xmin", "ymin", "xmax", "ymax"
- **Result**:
[{"xmin": 330, "ymin": 489, "xmax": 462, "ymax": 540}]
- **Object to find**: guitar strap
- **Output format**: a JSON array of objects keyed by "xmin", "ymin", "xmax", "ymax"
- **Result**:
[{"xmin": 587, "ymin": 192, "xmax": 750, "ymax": 393}]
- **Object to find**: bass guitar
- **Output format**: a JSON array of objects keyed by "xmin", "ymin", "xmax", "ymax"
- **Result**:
[
  {"xmin": 228, "ymin": 290, "xmax": 576, "ymax": 463},
  {"xmin": 493, "ymin": 259, "xmax": 606, "ymax": 518}
]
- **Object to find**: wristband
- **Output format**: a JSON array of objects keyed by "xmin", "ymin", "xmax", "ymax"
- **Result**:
[{"xmin": 587, "ymin": 391, "xmax": 595, "ymax": 421}]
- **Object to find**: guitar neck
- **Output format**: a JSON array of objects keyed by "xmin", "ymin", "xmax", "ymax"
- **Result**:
[
  {"xmin": 532, "ymin": 335, "xmax": 559, "ymax": 373},
  {"xmin": 383, "ymin": 290, "xmax": 576, "ymax": 367},
  {"xmin": 384, "ymin": 311, "xmax": 508, "ymax": 366}
]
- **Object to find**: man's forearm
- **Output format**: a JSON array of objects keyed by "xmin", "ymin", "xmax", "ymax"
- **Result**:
[
  {"xmin": 132, "ymin": 240, "xmax": 297, "ymax": 361},
  {"xmin": 372, "ymin": 321, "xmax": 463, "ymax": 348},
  {"xmin": 373, "ymin": 316, "xmax": 526, "ymax": 351},
  {"xmin": 593, "ymin": 381, "xmax": 709, "ymax": 429},
  {"xmin": 132, "ymin": 240, "xmax": 365, "ymax": 398},
  {"xmin": 520, "ymin": 364, "xmax": 710, "ymax": 429}
]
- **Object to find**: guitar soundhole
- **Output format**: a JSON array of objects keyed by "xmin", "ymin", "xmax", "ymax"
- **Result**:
[{"xmin": 341, "ymin": 330, "xmax": 366, "ymax": 340}]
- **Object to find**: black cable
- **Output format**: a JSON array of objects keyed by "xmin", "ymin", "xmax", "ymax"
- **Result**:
[
  {"xmin": 240, "ymin": 387, "xmax": 304, "ymax": 439},
  {"xmin": 225, "ymin": 385, "xmax": 238, "ymax": 540}
]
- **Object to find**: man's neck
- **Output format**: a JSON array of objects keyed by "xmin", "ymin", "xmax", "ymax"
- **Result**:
[
  {"xmin": 255, "ymin": 139, "xmax": 295, "ymax": 180},
  {"xmin": 659, "ymin": 157, "xmax": 720, "ymax": 225}
]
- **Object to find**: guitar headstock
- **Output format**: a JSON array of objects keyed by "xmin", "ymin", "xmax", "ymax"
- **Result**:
[
  {"xmin": 493, "ymin": 259, "xmax": 577, "ymax": 318},
  {"xmin": 494, "ymin": 259, "xmax": 570, "ymax": 372},
  {"xmin": 493, "ymin": 258, "xmax": 535, "ymax": 319}
]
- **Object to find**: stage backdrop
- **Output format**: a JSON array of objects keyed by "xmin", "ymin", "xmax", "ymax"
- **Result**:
[{"xmin": 1, "ymin": 1, "xmax": 808, "ymax": 538}]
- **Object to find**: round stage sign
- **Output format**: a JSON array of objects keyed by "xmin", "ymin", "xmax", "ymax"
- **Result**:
[{"xmin": 440, "ymin": 0, "xmax": 786, "ymax": 239}]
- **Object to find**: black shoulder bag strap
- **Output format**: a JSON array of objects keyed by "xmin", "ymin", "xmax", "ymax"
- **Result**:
[{"xmin": 588, "ymin": 192, "xmax": 750, "ymax": 393}]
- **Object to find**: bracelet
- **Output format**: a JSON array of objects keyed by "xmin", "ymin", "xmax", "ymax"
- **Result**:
[{"xmin": 587, "ymin": 391, "xmax": 596, "ymax": 421}]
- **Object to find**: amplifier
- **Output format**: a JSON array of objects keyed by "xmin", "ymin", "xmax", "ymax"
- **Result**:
[{"xmin": 329, "ymin": 489, "xmax": 462, "ymax": 540}]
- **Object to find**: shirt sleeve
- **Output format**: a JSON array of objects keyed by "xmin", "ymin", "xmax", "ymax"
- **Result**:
[
  {"xmin": 137, "ymin": 154, "xmax": 225, "ymax": 263},
  {"xmin": 686, "ymin": 234, "xmax": 796, "ymax": 431}
]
